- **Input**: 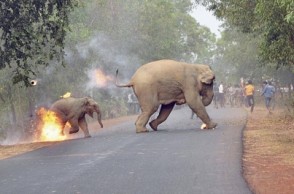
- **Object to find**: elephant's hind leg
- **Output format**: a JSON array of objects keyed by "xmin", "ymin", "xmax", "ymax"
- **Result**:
[
  {"xmin": 79, "ymin": 117, "xmax": 91, "ymax": 138},
  {"xmin": 68, "ymin": 119, "xmax": 80, "ymax": 134},
  {"xmin": 149, "ymin": 102, "xmax": 175, "ymax": 131},
  {"xmin": 60, "ymin": 122, "xmax": 66, "ymax": 136},
  {"xmin": 135, "ymin": 106, "xmax": 158, "ymax": 133}
]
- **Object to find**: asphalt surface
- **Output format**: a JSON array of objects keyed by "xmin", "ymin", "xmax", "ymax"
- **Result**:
[{"xmin": 0, "ymin": 106, "xmax": 252, "ymax": 194}]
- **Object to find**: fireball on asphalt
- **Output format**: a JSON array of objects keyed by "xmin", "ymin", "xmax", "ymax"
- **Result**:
[{"xmin": 36, "ymin": 107, "xmax": 67, "ymax": 142}]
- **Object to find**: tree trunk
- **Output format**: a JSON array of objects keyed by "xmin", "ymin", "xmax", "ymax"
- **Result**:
[{"xmin": 7, "ymin": 85, "xmax": 17, "ymax": 125}]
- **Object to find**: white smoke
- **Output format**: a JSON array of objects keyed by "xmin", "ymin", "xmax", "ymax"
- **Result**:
[{"xmin": 74, "ymin": 32, "xmax": 141, "ymax": 91}]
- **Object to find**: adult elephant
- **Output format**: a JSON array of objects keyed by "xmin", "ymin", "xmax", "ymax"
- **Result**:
[
  {"xmin": 50, "ymin": 97, "xmax": 103, "ymax": 138},
  {"xmin": 116, "ymin": 59, "xmax": 217, "ymax": 133}
]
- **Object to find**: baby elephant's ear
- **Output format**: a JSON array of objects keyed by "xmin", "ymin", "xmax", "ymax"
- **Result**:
[
  {"xmin": 83, "ymin": 97, "xmax": 95, "ymax": 117},
  {"xmin": 200, "ymin": 68, "xmax": 215, "ymax": 84}
]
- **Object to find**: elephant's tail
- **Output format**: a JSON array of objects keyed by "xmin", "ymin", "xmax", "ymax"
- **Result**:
[{"xmin": 115, "ymin": 69, "xmax": 133, "ymax": 87}]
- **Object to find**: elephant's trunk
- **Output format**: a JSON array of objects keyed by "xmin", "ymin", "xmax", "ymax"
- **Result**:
[
  {"xmin": 94, "ymin": 107, "xmax": 103, "ymax": 128},
  {"xmin": 97, "ymin": 111, "xmax": 103, "ymax": 128},
  {"xmin": 202, "ymin": 94, "xmax": 213, "ymax": 106},
  {"xmin": 201, "ymin": 83, "xmax": 214, "ymax": 106}
]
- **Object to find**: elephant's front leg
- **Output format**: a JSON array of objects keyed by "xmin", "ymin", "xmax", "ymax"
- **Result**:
[
  {"xmin": 186, "ymin": 92, "xmax": 217, "ymax": 129},
  {"xmin": 149, "ymin": 102, "xmax": 175, "ymax": 131},
  {"xmin": 78, "ymin": 117, "xmax": 91, "ymax": 138}
]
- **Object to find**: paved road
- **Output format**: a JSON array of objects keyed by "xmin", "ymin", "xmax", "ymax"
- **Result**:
[{"xmin": 0, "ymin": 106, "xmax": 252, "ymax": 194}]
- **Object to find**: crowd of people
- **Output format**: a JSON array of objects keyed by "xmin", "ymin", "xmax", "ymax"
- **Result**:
[
  {"xmin": 212, "ymin": 79, "xmax": 276, "ymax": 113},
  {"xmin": 125, "ymin": 79, "xmax": 277, "ymax": 116},
  {"xmin": 213, "ymin": 81, "xmax": 244, "ymax": 109}
]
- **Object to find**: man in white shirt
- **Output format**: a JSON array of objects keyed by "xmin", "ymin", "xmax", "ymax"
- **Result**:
[{"xmin": 218, "ymin": 82, "xmax": 225, "ymax": 107}]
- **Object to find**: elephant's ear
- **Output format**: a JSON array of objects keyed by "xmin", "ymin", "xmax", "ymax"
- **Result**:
[
  {"xmin": 83, "ymin": 97, "xmax": 96, "ymax": 117},
  {"xmin": 200, "ymin": 68, "xmax": 215, "ymax": 84}
]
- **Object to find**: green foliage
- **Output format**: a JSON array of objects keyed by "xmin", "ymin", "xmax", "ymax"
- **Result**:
[
  {"xmin": 255, "ymin": 0, "xmax": 294, "ymax": 68},
  {"xmin": 0, "ymin": 0, "xmax": 78, "ymax": 86},
  {"xmin": 212, "ymin": 28, "xmax": 260, "ymax": 83},
  {"xmin": 277, "ymin": 0, "xmax": 294, "ymax": 24},
  {"xmin": 66, "ymin": 0, "xmax": 215, "ymax": 64},
  {"xmin": 203, "ymin": 0, "xmax": 294, "ymax": 68}
]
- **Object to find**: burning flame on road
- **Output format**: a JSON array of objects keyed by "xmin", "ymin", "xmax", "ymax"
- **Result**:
[
  {"xmin": 36, "ymin": 108, "xmax": 67, "ymax": 142},
  {"xmin": 200, "ymin": 123, "xmax": 207, "ymax": 130},
  {"xmin": 93, "ymin": 69, "xmax": 113, "ymax": 88}
]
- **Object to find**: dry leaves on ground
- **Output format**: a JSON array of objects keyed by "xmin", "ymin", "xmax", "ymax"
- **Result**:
[{"xmin": 243, "ymin": 107, "xmax": 294, "ymax": 194}]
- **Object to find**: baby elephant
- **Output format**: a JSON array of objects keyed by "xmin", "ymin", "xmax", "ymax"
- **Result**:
[{"xmin": 50, "ymin": 97, "xmax": 103, "ymax": 138}]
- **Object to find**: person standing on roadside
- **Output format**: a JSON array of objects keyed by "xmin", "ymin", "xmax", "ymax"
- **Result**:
[
  {"xmin": 127, "ymin": 92, "xmax": 134, "ymax": 114},
  {"xmin": 244, "ymin": 80, "xmax": 255, "ymax": 112},
  {"xmin": 213, "ymin": 82, "xmax": 219, "ymax": 109},
  {"xmin": 261, "ymin": 81, "xmax": 275, "ymax": 113},
  {"xmin": 218, "ymin": 81, "xmax": 225, "ymax": 108}
]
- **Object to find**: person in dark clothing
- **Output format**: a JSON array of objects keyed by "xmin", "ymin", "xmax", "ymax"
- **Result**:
[{"xmin": 261, "ymin": 81, "xmax": 275, "ymax": 113}]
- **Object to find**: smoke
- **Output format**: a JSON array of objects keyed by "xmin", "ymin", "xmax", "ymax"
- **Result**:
[
  {"xmin": 71, "ymin": 32, "xmax": 141, "ymax": 95},
  {"xmin": 76, "ymin": 32, "xmax": 140, "ymax": 76},
  {"xmin": 0, "ymin": 130, "xmax": 22, "ymax": 145}
]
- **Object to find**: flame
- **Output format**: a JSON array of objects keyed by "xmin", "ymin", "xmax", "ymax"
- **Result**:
[
  {"xmin": 61, "ymin": 92, "xmax": 71, "ymax": 98},
  {"xmin": 94, "ymin": 69, "xmax": 113, "ymax": 87},
  {"xmin": 36, "ymin": 108, "xmax": 67, "ymax": 142},
  {"xmin": 200, "ymin": 123, "xmax": 207, "ymax": 130}
]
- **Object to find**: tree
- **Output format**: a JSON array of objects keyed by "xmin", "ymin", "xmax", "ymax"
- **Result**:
[
  {"xmin": 64, "ymin": 0, "xmax": 216, "ymax": 75},
  {"xmin": 276, "ymin": 0, "xmax": 294, "ymax": 24},
  {"xmin": 0, "ymin": 0, "xmax": 78, "ymax": 86},
  {"xmin": 202, "ymin": 0, "xmax": 294, "ymax": 69},
  {"xmin": 212, "ymin": 28, "xmax": 261, "ymax": 84}
]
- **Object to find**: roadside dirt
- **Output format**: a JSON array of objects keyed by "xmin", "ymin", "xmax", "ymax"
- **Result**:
[
  {"xmin": 1, "ymin": 109, "xmax": 294, "ymax": 194},
  {"xmin": 243, "ymin": 106, "xmax": 294, "ymax": 194}
]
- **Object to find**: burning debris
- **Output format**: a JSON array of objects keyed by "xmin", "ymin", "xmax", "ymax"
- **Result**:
[
  {"xmin": 33, "ymin": 92, "xmax": 73, "ymax": 142},
  {"xmin": 35, "ymin": 107, "xmax": 67, "ymax": 142},
  {"xmin": 200, "ymin": 123, "xmax": 207, "ymax": 130},
  {"xmin": 60, "ymin": 92, "xmax": 71, "ymax": 98},
  {"xmin": 88, "ymin": 68, "xmax": 114, "ymax": 88}
]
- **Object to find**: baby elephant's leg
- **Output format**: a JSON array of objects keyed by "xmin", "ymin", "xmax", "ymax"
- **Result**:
[
  {"xmin": 68, "ymin": 119, "xmax": 80, "ymax": 134},
  {"xmin": 79, "ymin": 117, "xmax": 91, "ymax": 138}
]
